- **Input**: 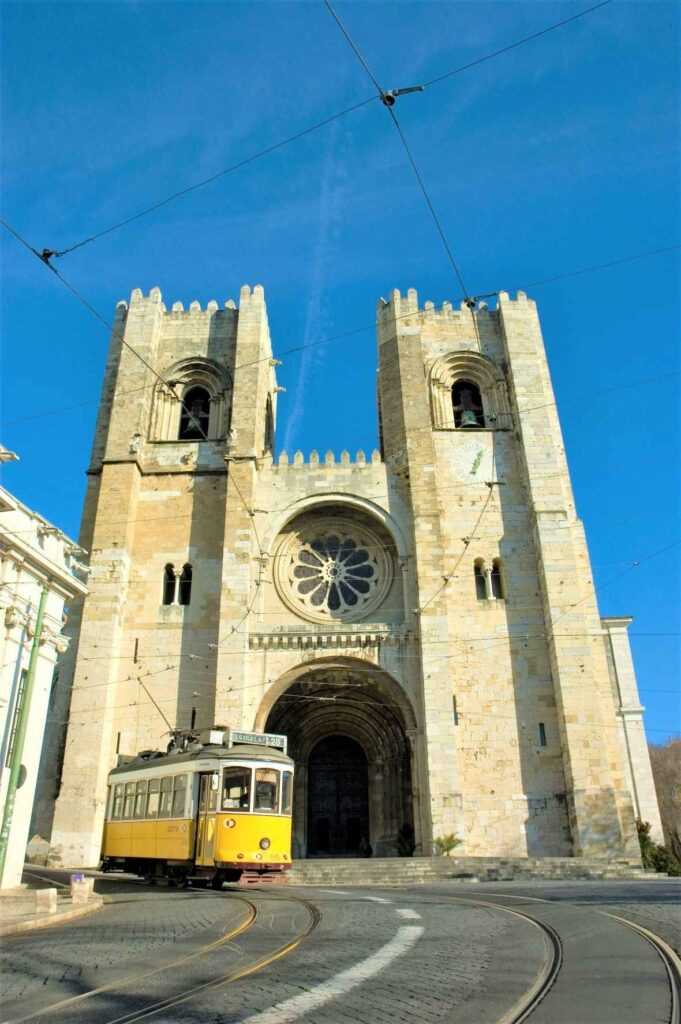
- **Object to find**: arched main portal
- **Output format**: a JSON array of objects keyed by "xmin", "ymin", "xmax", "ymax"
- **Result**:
[{"xmin": 264, "ymin": 665, "xmax": 415, "ymax": 858}]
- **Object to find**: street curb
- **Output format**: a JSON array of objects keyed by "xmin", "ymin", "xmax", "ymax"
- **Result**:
[{"xmin": 0, "ymin": 896, "xmax": 104, "ymax": 937}]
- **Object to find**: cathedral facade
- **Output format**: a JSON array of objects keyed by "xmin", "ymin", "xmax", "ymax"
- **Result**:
[{"xmin": 34, "ymin": 284, "xmax": 663, "ymax": 866}]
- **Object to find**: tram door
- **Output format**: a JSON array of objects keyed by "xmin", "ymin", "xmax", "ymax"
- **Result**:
[{"xmin": 195, "ymin": 772, "xmax": 219, "ymax": 866}]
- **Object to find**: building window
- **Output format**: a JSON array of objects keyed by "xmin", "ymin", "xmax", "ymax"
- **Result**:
[
  {"xmin": 178, "ymin": 386, "xmax": 210, "ymax": 441},
  {"xmin": 178, "ymin": 564, "xmax": 192, "ymax": 606},
  {"xmin": 474, "ymin": 560, "xmax": 487, "ymax": 601},
  {"xmin": 452, "ymin": 380, "xmax": 485, "ymax": 428},
  {"xmin": 5, "ymin": 669, "xmax": 28, "ymax": 767},
  {"xmin": 539, "ymin": 723, "xmax": 547, "ymax": 747},
  {"xmin": 162, "ymin": 564, "xmax": 176, "ymax": 605},
  {"xmin": 452, "ymin": 695, "xmax": 459, "ymax": 726},
  {"xmin": 491, "ymin": 559, "xmax": 504, "ymax": 599}
]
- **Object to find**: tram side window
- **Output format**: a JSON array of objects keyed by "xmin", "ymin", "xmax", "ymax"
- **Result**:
[
  {"xmin": 172, "ymin": 775, "xmax": 187, "ymax": 817},
  {"xmin": 123, "ymin": 782, "xmax": 136, "ymax": 819},
  {"xmin": 254, "ymin": 768, "xmax": 279, "ymax": 813},
  {"xmin": 281, "ymin": 771, "xmax": 293, "ymax": 815},
  {"xmin": 222, "ymin": 767, "xmax": 251, "ymax": 810},
  {"xmin": 112, "ymin": 783, "xmax": 125, "ymax": 820},
  {"xmin": 134, "ymin": 780, "xmax": 148, "ymax": 819},
  {"xmin": 146, "ymin": 778, "xmax": 160, "ymax": 818},
  {"xmin": 159, "ymin": 777, "xmax": 174, "ymax": 818}
]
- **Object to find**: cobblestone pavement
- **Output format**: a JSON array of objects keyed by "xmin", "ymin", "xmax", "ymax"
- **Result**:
[{"xmin": 0, "ymin": 873, "xmax": 677, "ymax": 1024}]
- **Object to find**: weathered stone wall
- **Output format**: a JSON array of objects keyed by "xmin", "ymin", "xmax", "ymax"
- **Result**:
[{"xmin": 38, "ymin": 282, "xmax": 660, "ymax": 866}]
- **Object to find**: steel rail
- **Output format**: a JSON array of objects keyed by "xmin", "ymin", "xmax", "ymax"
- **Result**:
[
  {"xmin": 601, "ymin": 911, "xmax": 681, "ymax": 1024},
  {"xmin": 3, "ymin": 887, "xmax": 257, "ymax": 1024},
  {"xmin": 99, "ymin": 889, "xmax": 321, "ymax": 1024},
  {"xmin": 427, "ymin": 895, "xmax": 563, "ymax": 1024}
]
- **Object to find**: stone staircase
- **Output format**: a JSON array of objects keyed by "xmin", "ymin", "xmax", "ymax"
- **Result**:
[{"xmin": 287, "ymin": 855, "xmax": 660, "ymax": 887}]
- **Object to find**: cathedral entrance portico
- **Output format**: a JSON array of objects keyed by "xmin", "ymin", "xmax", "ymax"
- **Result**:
[{"xmin": 261, "ymin": 663, "xmax": 416, "ymax": 858}]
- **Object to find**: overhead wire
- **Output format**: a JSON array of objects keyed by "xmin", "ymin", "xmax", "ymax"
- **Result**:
[
  {"xmin": 324, "ymin": 0, "xmax": 474, "ymax": 307},
  {"xmin": 2, "ymin": 238, "xmax": 678, "ymax": 430},
  {"xmin": 12, "ymin": 0, "xmax": 612, "ymax": 262}
]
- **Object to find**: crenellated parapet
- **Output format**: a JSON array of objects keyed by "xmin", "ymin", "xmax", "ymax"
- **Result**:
[
  {"xmin": 377, "ymin": 286, "xmax": 533, "ymax": 326},
  {"xmin": 114, "ymin": 284, "xmax": 269, "ymax": 318},
  {"xmin": 273, "ymin": 449, "xmax": 382, "ymax": 469}
]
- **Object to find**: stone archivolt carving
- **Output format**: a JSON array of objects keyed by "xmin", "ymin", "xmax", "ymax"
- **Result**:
[{"xmin": 273, "ymin": 517, "xmax": 393, "ymax": 624}]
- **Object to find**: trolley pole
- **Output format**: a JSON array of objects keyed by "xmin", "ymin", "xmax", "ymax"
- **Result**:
[{"xmin": 0, "ymin": 586, "xmax": 48, "ymax": 886}]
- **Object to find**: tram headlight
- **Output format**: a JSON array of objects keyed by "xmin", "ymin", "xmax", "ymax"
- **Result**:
[
  {"xmin": 259, "ymin": 838, "xmax": 271, "ymax": 850},
  {"xmin": 224, "ymin": 818, "xmax": 236, "ymax": 829}
]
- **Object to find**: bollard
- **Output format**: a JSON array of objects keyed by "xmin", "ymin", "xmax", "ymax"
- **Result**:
[
  {"xmin": 35, "ymin": 888, "xmax": 58, "ymax": 914},
  {"xmin": 70, "ymin": 873, "xmax": 94, "ymax": 904}
]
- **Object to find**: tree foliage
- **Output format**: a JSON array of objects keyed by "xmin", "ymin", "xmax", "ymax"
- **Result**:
[{"xmin": 648, "ymin": 737, "xmax": 681, "ymax": 862}]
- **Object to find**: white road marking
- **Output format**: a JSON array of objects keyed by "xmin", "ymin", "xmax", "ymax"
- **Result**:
[
  {"xmin": 396, "ymin": 908, "xmax": 421, "ymax": 920},
  {"xmin": 361, "ymin": 895, "xmax": 392, "ymax": 904},
  {"xmin": 239, "ymin": 925, "xmax": 424, "ymax": 1024},
  {"xmin": 317, "ymin": 889, "xmax": 352, "ymax": 896}
]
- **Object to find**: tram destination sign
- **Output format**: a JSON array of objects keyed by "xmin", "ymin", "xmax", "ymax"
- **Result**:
[{"xmin": 226, "ymin": 729, "xmax": 288, "ymax": 754}]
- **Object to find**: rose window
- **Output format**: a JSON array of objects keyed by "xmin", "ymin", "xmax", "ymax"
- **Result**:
[{"xmin": 274, "ymin": 518, "xmax": 393, "ymax": 623}]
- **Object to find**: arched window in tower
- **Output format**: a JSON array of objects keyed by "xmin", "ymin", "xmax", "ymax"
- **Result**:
[
  {"xmin": 162, "ymin": 564, "xmax": 176, "ymax": 605},
  {"xmin": 452, "ymin": 380, "xmax": 485, "ymax": 428},
  {"xmin": 491, "ymin": 559, "xmax": 504, "ymax": 599},
  {"xmin": 474, "ymin": 560, "xmax": 487, "ymax": 600},
  {"xmin": 179, "ymin": 387, "xmax": 210, "ymax": 441},
  {"xmin": 178, "ymin": 563, "xmax": 193, "ymax": 606}
]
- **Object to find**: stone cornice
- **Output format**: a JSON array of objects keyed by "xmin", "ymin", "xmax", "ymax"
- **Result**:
[{"xmin": 248, "ymin": 624, "xmax": 411, "ymax": 652}]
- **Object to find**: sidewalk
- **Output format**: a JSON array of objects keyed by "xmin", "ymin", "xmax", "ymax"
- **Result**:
[{"xmin": 0, "ymin": 871, "xmax": 103, "ymax": 937}]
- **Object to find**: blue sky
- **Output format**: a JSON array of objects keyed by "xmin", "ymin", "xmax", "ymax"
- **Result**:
[{"xmin": 1, "ymin": 1, "xmax": 679, "ymax": 745}]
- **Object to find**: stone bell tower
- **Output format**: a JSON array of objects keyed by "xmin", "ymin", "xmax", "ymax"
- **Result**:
[
  {"xmin": 376, "ymin": 287, "xmax": 653, "ymax": 859},
  {"xmin": 36, "ymin": 285, "xmax": 279, "ymax": 867}
]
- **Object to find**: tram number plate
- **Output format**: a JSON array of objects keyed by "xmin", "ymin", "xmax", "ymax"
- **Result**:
[{"xmin": 230, "ymin": 730, "xmax": 286, "ymax": 751}]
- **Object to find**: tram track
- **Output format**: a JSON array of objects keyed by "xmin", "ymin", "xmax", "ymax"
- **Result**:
[
  {"xmin": 4, "ymin": 878, "xmax": 321, "ymax": 1024},
  {"xmin": 397, "ymin": 889, "xmax": 680, "ymax": 1024},
  {"xmin": 101, "ymin": 890, "xmax": 321, "ymax": 1024},
  {"xmin": 8, "ymin": 873, "xmax": 679, "ymax": 1024}
]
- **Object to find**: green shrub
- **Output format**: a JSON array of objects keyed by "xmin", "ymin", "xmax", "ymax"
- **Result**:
[
  {"xmin": 637, "ymin": 820, "xmax": 681, "ymax": 876},
  {"xmin": 433, "ymin": 834, "xmax": 461, "ymax": 857}
]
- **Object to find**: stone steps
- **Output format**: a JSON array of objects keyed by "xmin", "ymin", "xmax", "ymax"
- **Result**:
[{"xmin": 287, "ymin": 856, "xmax": 658, "ymax": 886}]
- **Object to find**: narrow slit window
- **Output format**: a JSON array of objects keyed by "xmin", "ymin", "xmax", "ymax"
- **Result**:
[
  {"xmin": 179, "ymin": 386, "xmax": 210, "ymax": 441},
  {"xmin": 190, "ymin": 707, "xmax": 197, "ymax": 730},
  {"xmin": 474, "ymin": 561, "xmax": 487, "ymax": 601},
  {"xmin": 539, "ymin": 723, "xmax": 547, "ymax": 747},
  {"xmin": 178, "ymin": 564, "xmax": 192, "ymax": 606},
  {"xmin": 453, "ymin": 695, "xmax": 459, "ymax": 726},
  {"xmin": 452, "ymin": 380, "xmax": 484, "ymax": 428},
  {"xmin": 162, "ymin": 564, "xmax": 175, "ymax": 605},
  {"xmin": 491, "ymin": 559, "xmax": 503, "ymax": 599}
]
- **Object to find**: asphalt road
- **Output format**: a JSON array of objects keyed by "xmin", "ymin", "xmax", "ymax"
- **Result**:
[{"xmin": 1, "ymin": 871, "xmax": 678, "ymax": 1024}]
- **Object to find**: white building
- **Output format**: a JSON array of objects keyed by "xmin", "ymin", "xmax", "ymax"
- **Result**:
[{"xmin": 0, "ymin": 458, "xmax": 88, "ymax": 889}]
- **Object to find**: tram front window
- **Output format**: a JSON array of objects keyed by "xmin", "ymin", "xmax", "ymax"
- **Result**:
[
  {"xmin": 223, "ymin": 766, "xmax": 251, "ymax": 810},
  {"xmin": 254, "ymin": 768, "xmax": 279, "ymax": 813}
]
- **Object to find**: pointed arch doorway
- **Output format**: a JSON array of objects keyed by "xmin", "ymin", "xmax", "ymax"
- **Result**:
[{"xmin": 262, "ymin": 664, "xmax": 416, "ymax": 858}]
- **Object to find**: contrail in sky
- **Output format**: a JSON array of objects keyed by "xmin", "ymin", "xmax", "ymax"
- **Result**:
[{"xmin": 282, "ymin": 121, "xmax": 344, "ymax": 453}]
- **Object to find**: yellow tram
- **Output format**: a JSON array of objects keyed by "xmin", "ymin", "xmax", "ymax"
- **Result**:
[{"xmin": 101, "ymin": 728, "xmax": 293, "ymax": 885}]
